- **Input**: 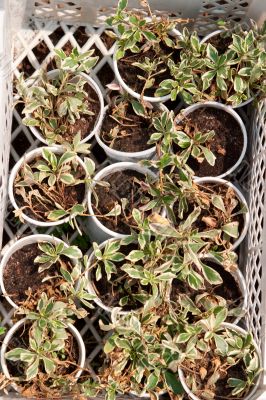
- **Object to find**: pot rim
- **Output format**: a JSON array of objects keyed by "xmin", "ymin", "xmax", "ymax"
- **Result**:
[
  {"xmin": 87, "ymin": 161, "xmax": 157, "ymax": 239},
  {"xmin": 0, "ymin": 318, "xmax": 86, "ymax": 392},
  {"xmin": 194, "ymin": 176, "xmax": 250, "ymax": 251},
  {"xmin": 25, "ymin": 69, "xmax": 105, "ymax": 146},
  {"xmin": 0, "ymin": 234, "xmax": 71, "ymax": 310},
  {"xmin": 8, "ymin": 146, "xmax": 88, "ymax": 227},
  {"xmin": 112, "ymin": 28, "xmax": 181, "ymax": 103},
  {"xmin": 178, "ymin": 322, "xmax": 262, "ymax": 400},
  {"xmin": 175, "ymin": 101, "xmax": 248, "ymax": 179}
]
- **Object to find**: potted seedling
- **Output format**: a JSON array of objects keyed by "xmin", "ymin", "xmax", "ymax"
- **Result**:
[
  {"xmin": 95, "ymin": 85, "xmax": 167, "ymax": 162},
  {"xmin": 16, "ymin": 47, "xmax": 104, "ymax": 145},
  {"xmin": 166, "ymin": 308, "xmax": 262, "ymax": 400},
  {"xmin": 85, "ymin": 216, "xmax": 178, "ymax": 313},
  {"xmin": 145, "ymin": 105, "xmax": 246, "ymax": 181},
  {"xmin": 146, "ymin": 171, "xmax": 249, "ymax": 251},
  {"xmin": 170, "ymin": 254, "xmax": 247, "ymax": 324},
  {"xmin": 157, "ymin": 23, "xmax": 266, "ymax": 107},
  {"xmin": 0, "ymin": 234, "xmax": 95, "ymax": 313},
  {"xmin": 1, "ymin": 295, "xmax": 86, "ymax": 398},
  {"xmin": 174, "ymin": 102, "xmax": 247, "ymax": 179},
  {"xmin": 9, "ymin": 146, "xmax": 96, "ymax": 231},
  {"xmin": 195, "ymin": 177, "xmax": 249, "ymax": 250},
  {"xmin": 87, "ymin": 162, "xmax": 159, "ymax": 242},
  {"xmin": 100, "ymin": 305, "xmax": 185, "ymax": 399},
  {"xmin": 108, "ymin": 0, "xmax": 182, "ymax": 103}
]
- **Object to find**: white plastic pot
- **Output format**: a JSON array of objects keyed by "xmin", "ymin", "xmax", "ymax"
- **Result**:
[
  {"xmin": 95, "ymin": 103, "xmax": 167, "ymax": 163},
  {"xmin": 200, "ymin": 256, "xmax": 247, "ymax": 325},
  {"xmin": 9, "ymin": 146, "xmax": 88, "ymax": 227},
  {"xmin": 25, "ymin": 69, "xmax": 105, "ymax": 146},
  {"xmin": 0, "ymin": 318, "xmax": 86, "ymax": 392},
  {"xmin": 200, "ymin": 31, "xmax": 253, "ymax": 109},
  {"xmin": 87, "ymin": 162, "xmax": 157, "ymax": 243},
  {"xmin": 194, "ymin": 177, "xmax": 250, "ymax": 251},
  {"xmin": 113, "ymin": 29, "xmax": 181, "ymax": 103},
  {"xmin": 178, "ymin": 322, "xmax": 262, "ymax": 400},
  {"xmin": 175, "ymin": 101, "xmax": 247, "ymax": 179},
  {"xmin": 0, "ymin": 234, "xmax": 72, "ymax": 309}
]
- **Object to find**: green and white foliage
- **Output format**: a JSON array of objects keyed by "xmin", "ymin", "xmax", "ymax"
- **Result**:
[
  {"xmin": 100, "ymin": 305, "xmax": 185, "ymax": 399},
  {"xmin": 16, "ymin": 48, "xmax": 99, "ymax": 144},
  {"xmin": 14, "ymin": 146, "xmax": 96, "ymax": 229},
  {"xmin": 164, "ymin": 308, "xmax": 261, "ymax": 399},
  {"xmin": 157, "ymin": 23, "xmax": 266, "ymax": 106}
]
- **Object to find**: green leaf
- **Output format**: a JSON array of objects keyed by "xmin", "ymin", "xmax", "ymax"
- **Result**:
[
  {"xmin": 201, "ymin": 263, "xmax": 223, "ymax": 285},
  {"xmin": 5, "ymin": 348, "xmax": 32, "ymax": 361},
  {"xmin": 212, "ymin": 195, "xmax": 226, "ymax": 213},
  {"xmin": 143, "ymin": 31, "xmax": 157, "ymax": 41},
  {"xmin": 105, "ymin": 204, "xmax": 121, "ymax": 217},
  {"xmin": 201, "ymin": 146, "xmax": 216, "ymax": 166},
  {"xmin": 22, "ymin": 118, "xmax": 41, "ymax": 126},
  {"xmin": 60, "ymin": 173, "xmax": 75, "ymax": 185},
  {"xmin": 222, "ymin": 222, "xmax": 239, "ymax": 238},
  {"xmin": 48, "ymin": 209, "xmax": 68, "ymax": 221},
  {"xmin": 118, "ymin": 0, "xmax": 127, "ymax": 11},
  {"xmin": 84, "ymin": 157, "xmax": 95, "ymax": 176},
  {"xmin": 26, "ymin": 357, "xmax": 40, "ymax": 380},
  {"xmin": 131, "ymin": 100, "xmax": 146, "ymax": 117},
  {"xmin": 60, "ymin": 267, "xmax": 74, "ymax": 283},
  {"xmin": 164, "ymin": 371, "xmax": 184, "ymax": 395},
  {"xmin": 214, "ymin": 308, "xmax": 227, "ymax": 329},
  {"xmin": 214, "ymin": 334, "xmax": 228, "ymax": 356},
  {"xmin": 61, "ymin": 245, "xmax": 82, "ymax": 259},
  {"xmin": 234, "ymin": 76, "xmax": 245, "ymax": 93},
  {"xmin": 58, "ymin": 151, "xmax": 76, "ymax": 167},
  {"xmin": 207, "ymin": 44, "xmax": 218, "ymax": 62},
  {"xmin": 43, "ymin": 357, "xmax": 56, "ymax": 374},
  {"xmin": 126, "ymin": 250, "xmax": 145, "ymax": 262},
  {"xmin": 121, "ymin": 266, "xmax": 144, "ymax": 279},
  {"xmin": 146, "ymin": 373, "xmax": 159, "ymax": 391}
]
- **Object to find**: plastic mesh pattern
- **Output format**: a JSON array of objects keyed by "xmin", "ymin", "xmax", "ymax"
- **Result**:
[
  {"xmin": 0, "ymin": 1, "xmax": 266, "ymax": 397},
  {"xmin": 193, "ymin": 0, "xmax": 252, "ymax": 34}
]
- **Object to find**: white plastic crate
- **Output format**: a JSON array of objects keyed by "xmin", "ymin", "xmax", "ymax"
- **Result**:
[{"xmin": 0, "ymin": 1, "xmax": 266, "ymax": 399}]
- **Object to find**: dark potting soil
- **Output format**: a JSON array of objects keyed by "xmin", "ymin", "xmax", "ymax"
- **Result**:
[
  {"xmin": 14, "ymin": 161, "xmax": 85, "ymax": 222},
  {"xmin": 55, "ymin": 83, "xmax": 100, "ymax": 143},
  {"xmin": 6, "ymin": 324, "xmax": 79, "ymax": 380},
  {"xmin": 92, "ymin": 243, "xmax": 152, "ymax": 311},
  {"xmin": 170, "ymin": 260, "xmax": 242, "ymax": 320},
  {"xmin": 176, "ymin": 107, "xmax": 243, "ymax": 177},
  {"xmin": 118, "ymin": 44, "xmax": 179, "ymax": 97},
  {"xmin": 206, "ymin": 33, "xmax": 233, "ymax": 54},
  {"xmin": 3, "ymin": 243, "xmax": 59, "ymax": 305},
  {"xmin": 92, "ymin": 170, "xmax": 146, "ymax": 234},
  {"xmin": 173, "ymin": 182, "xmax": 244, "ymax": 246},
  {"xmin": 101, "ymin": 103, "xmax": 155, "ymax": 152}
]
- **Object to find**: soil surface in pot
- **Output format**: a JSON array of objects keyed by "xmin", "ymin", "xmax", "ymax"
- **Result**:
[
  {"xmin": 118, "ymin": 43, "xmax": 180, "ymax": 97},
  {"xmin": 173, "ymin": 182, "xmax": 245, "ymax": 249},
  {"xmin": 3, "ymin": 243, "xmax": 70, "ymax": 306},
  {"xmin": 183, "ymin": 357, "xmax": 247, "ymax": 400},
  {"xmin": 6, "ymin": 324, "xmax": 80, "ymax": 396},
  {"xmin": 175, "ymin": 107, "xmax": 243, "ymax": 177},
  {"xmin": 206, "ymin": 33, "xmax": 233, "ymax": 54},
  {"xmin": 65, "ymin": 83, "xmax": 101, "ymax": 142},
  {"xmin": 92, "ymin": 170, "xmax": 150, "ymax": 234},
  {"xmin": 14, "ymin": 159, "xmax": 85, "ymax": 222},
  {"xmin": 91, "ymin": 243, "xmax": 152, "ymax": 310},
  {"xmin": 170, "ymin": 260, "xmax": 242, "ymax": 322},
  {"xmin": 101, "ymin": 102, "xmax": 158, "ymax": 152}
]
